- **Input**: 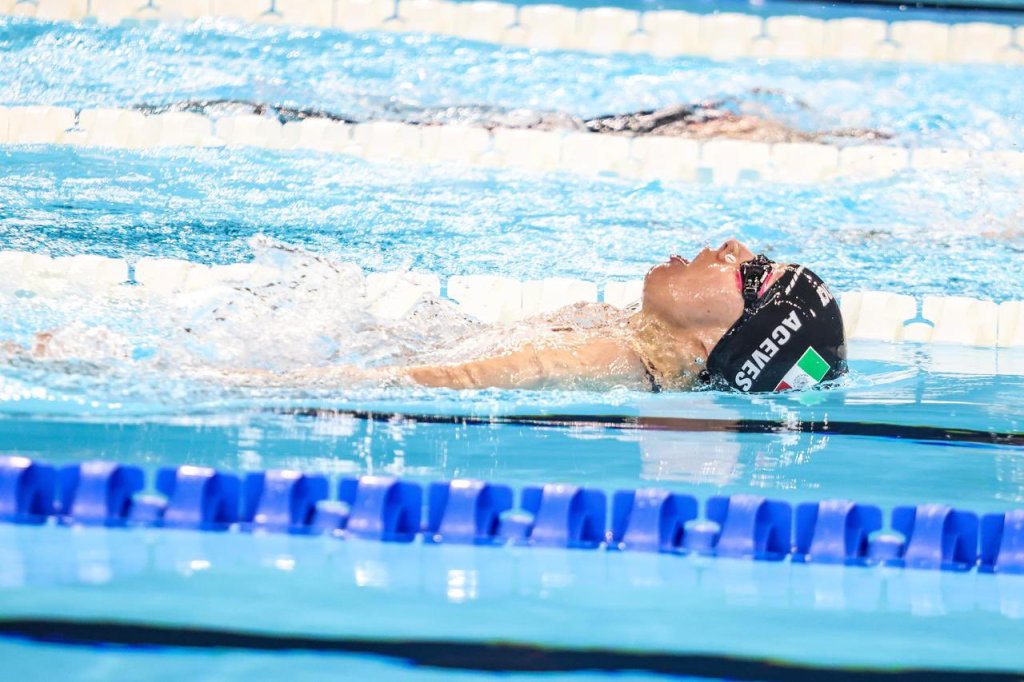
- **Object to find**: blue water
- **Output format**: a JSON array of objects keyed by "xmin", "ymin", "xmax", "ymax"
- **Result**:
[
  {"xmin": 1, "ymin": 13, "xmax": 1024, "ymax": 681},
  {"xmin": 1, "ymin": 346, "xmax": 1023, "ymax": 510},
  {"xmin": 2, "ymin": 18, "xmax": 1024, "ymax": 149},
  {"xmin": 1, "ymin": 146, "xmax": 1022, "ymax": 300},
  {"xmin": 2, "ymin": 523, "xmax": 1024, "ymax": 675}
]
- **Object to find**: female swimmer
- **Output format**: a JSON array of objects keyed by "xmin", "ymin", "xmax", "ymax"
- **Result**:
[
  {"xmin": 395, "ymin": 238, "xmax": 847, "ymax": 393},
  {"xmin": 11, "ymin": 239, "xmax": 847, "ymax": 393}
]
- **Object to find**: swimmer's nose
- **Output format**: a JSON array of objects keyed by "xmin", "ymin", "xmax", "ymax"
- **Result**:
[{"xmin": 717, "ymin": 239, "xmax": 752, "ymax": 265}]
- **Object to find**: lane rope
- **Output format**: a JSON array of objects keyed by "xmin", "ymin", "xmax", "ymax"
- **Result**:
[{"xmin": 3, "ymin": 455, "xmax": 1023, "ymax": 575}]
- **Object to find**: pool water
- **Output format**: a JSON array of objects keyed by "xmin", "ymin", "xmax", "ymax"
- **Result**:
[
  {"xmin": 3, "ymin": 18, "xmax": 1024, "ymax": 150},
  {"xmin": 1, "ymin": 145, "xmax": 1022, "ymax": 296},
  {"xmin": 1, "ymin": 9, "xmax": 1024, "ymax": 681}
]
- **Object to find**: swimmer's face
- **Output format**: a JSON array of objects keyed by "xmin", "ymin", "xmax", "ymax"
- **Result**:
[{"xmin": 642, "ymin": 239, "xmax": 756, "ymax": 332}]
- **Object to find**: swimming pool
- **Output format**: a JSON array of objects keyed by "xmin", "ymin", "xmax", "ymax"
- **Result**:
[{"xmin": 2, "ymin": 3, "xmax": 1024, "ymax": 679}]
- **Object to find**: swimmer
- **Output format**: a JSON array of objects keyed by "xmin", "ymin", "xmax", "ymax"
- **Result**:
[
  {"xmin": 7, "ymin": 240, "xmax": 847, "ymax": 393},
  {"xmin": 139, "ymin": 97, "xmax": 889, "ymax": 145},
  {"xmin": 393, "ymin": 239, "xmax": 847, "ymax": 392}
]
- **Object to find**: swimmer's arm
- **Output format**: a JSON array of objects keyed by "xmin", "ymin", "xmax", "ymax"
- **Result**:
[
  {"xmin": 205, "ymin": 340, "xmax": 649, "ymax": 390},
  {"xmin": 217, "ymin": 356, "xmax": 558, "ymax": 390},
  {"xmin": 404, "ymin": 339, "xmax": 648, "ymax": 390},
  {"xmin": 404, "ymin": 346, "xmax": 549, "ymax": 390}
]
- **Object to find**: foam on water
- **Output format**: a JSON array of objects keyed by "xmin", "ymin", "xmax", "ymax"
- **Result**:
[
  {"xmin": 0, "ymin": 238, "xmax": 452, "ymax": 365},
  {"xmin": 0, "ymin": 235, "xmax": 650, "ymax": 410}
]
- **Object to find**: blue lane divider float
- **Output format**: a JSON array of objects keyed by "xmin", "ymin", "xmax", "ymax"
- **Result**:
[
  {"xmin": 148, "ymin": 466, "xmax": 242, "ymax": 531},
  {"xmin": 340, "ymin": 475, "xmax": 422, "ymax": 542},
  {"xmin": 705, "ymin": 494, "xmax": 792, "ymax": 560},
  {"xmin": 0, "ymin": 457, "xmax": 55, "ymax": 524},
  {"xmin": 425, "ymin": 480, "xmax": 513, "ymax": 545},
  {"xmin": 2, "ymin": 456, "xmax": 1023, "ymax": 577},
  {"xmin": 893, "ymin": 504, "xmax": 979, "ymax": 571},
  {"xmin": 611, "ymin": 489, "xmax": 697, "ymax": 553},
  {"xmin": 793, "ymin": 500, "xmax": 882, "ymax": 565},
  {"xmin": 241, "ymin": 470, "xmax": 328, "ymax": 534},
  {"xmin": 58, "ymin": 461, "xmax": 144, "ymax": 527},
  {"xmin": 519, "ymin": 484, "xmax": 606, "ymax": 549},
  {"xmin": 981, "ymin": 510, "xmax": 1024, "ymax": 573}
]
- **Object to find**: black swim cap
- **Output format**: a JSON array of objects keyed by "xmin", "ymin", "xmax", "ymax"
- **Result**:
[{"xmin": 702, "ymin": 256, "xmax": 847, "ymax": 393}]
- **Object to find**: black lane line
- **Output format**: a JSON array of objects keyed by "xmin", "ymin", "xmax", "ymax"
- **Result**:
[
  {"xmin": 1, "ymin": 618, "xmax": 1020, "ymax": 680},
  {"xmin": 278, "ymin": 408, "xmax": 1024, "ymax": 447},
  {"xmin": 826, "ymin": 0, "xmax": 1024, "ymax": 13}
]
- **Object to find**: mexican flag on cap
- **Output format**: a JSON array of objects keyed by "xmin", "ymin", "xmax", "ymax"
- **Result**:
[{"xmin": 775, "ymin": 347, "xmax": 830, "ymax": 392}]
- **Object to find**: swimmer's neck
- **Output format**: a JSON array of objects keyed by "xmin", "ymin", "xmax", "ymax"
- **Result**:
[{"xmin": 627, "ymin": 309, "xmax": 723, "ymax": 388}]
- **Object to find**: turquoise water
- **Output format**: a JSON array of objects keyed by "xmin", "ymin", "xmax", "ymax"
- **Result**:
[
  {"xmin": 1, "ymin": 146, "xmax": 1022, "ymax": 299},
  {"xmin": 1, "ymin": 347, "xmax": 1024, "ymax": 510},
  {"xmin": 2, "ymin": 523, "xmax": 1024, "ymax": 676},
  {"xmin": 1, "ymin": 13, "xmax": 1024, "ymax": 681},
  {"xmin": 3, "ymin": 17, "xmax": 1024, "ymax": 149}
]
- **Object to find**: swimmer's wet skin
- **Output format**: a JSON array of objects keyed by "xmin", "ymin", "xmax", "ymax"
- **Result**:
[
  {"xmin": 138, "ymin": 98, "xmax": 891, "ymax": 144},
  {"xmin": 402, "ymin": 240, "xmax": 847, "ymax": 393},
  {"xmin": 2, "ymin": 241, "xmax": 846, "ymax": 394}
]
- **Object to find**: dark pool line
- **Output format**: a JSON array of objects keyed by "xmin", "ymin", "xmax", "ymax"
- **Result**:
[
  {"xmin": 0, "ymin": 617, "xmax": 1016, "ymax": 680},
  {"xmin": 281, "ymin": 408, "xmax": 1024, "ymax": 447},
  {"xmin": 826, "ymin": 0, "xmax": 1024, "ymax": 13}
]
